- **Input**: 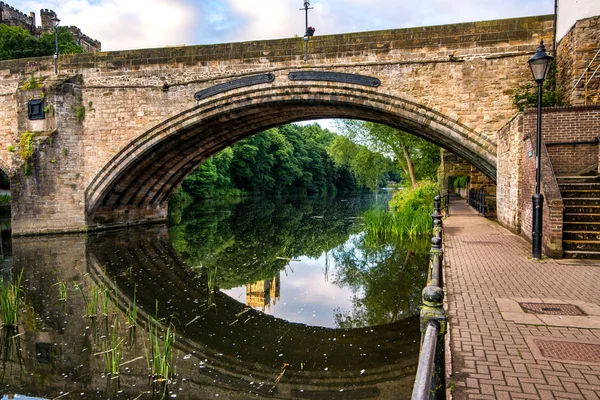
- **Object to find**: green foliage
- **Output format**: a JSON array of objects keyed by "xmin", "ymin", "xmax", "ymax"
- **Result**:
[
  {"xmin": 332, "ymin": 234, "xmax": 430, "ymax": 327},
  {"xmin": 0, "ymin": 271, "xmax": 24, "ymax": 326},
  {"xmin": 146, "ymin": 315, "xmax": 176, "ymax": 381},
  {"xmin": 513, "ymin": 65, "xmax": 566, "ymax": 111},
  {"xmin": 364, "ymin": 181, "xmax": 438, "ymax": 238},
  {"xmin": 336, "ymin": 120, "xmax": 441, "ymax": 186},
  {"xmin": 6, "ymin": 145, "xmax": 14, "ymax": 153},
  {"xmin": 328, "ymin": 135, "xmax": 395, "ymax": 191},
  {"xmin": 76, "ymin": 105, "xmax": 85, "ymax": 122},
  {"xmin": 20, "ymin": 73, "xmax": 42, "ymax": 90},
  {"xmin": 169, "ymin": 195, "xmax": 371, "ymax": 289},
  {"xmin": 0, "ymin": 25, "xmax": 83, "ymax": 61},
  {"xmin": 450, "ymin": 176, "xmax": 467, "ymax": 190},
  {"xmin": 180, "ymin": 123, "xmax": 360, "ymax": 199},
  {"xmin": 389, "ymin": 180, "xmax": 438, "ymax": 214},
  {"xmin": 0, "ymin": 195, "xmax": 10, "ymax": 204}
]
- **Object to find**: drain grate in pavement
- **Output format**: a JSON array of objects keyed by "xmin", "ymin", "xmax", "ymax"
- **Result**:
[
  {"xmin": 519, "ymin": 302, "xmax": 586, "ymax": 316},
  {"xmin": 533, "ymin": 339, "xmax": 600, "ymax": 363}
]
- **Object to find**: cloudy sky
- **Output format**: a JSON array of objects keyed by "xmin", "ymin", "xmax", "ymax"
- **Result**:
[{"xmin": 11, "ymin": 0, "xmax": 554, "ymax": 51}]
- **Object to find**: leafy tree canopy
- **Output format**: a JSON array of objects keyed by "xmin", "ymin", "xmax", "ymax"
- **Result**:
[{"xmin": 0, "ymin": 25, "xmax": 82, "ymax": 61}]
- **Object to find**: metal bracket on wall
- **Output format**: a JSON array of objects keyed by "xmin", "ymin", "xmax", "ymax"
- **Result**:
[
  {"xmin": 194, "ymin": 73, "xmax": 275, "ymax": 101},
  {"xmin": 288, "ymin": 71, "xmax": 381, "ymax": 87}
]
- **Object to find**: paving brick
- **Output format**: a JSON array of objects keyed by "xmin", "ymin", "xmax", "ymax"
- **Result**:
[{"xmin": 446, "ymin": 200, "xmax": 600, "ymax": 399}]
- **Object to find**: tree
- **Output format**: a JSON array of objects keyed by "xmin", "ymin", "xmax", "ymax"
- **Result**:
[
  {"xmin": 328, "ymin": 136, "xmax": 394, "ymax": 191},
  {"xmin": 336, "ymin": 120, "xmax": 440, "ymax": 188},
  {"xmin": 0, "ymin": 25, "xmax": 82, "ymax": 61}
]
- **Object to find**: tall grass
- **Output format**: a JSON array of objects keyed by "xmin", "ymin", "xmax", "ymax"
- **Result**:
[
  {"xmin": 145, "ymin": 316, "xmax": 176, "ymax": 382},
  {"xmin": 0, "ymin": 271, "xmax": 23, "ymax": 326},
  {"xmin": 74, "ymin": 283, "xmax": 99, "ymax": 317},
  {"xmin": 364, "ymin": 180, "xmax": 437, "ymax": 238},
  {"xmin": 99, "ymin": 316, "xmax": 124, "ymax": 377}
]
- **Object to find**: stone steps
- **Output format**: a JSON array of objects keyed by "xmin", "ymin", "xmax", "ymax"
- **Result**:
[
  {"xmin": 562, "ymin": 250, "xmax": 600, "ymax": 259},
  {"xmin": 564, "ymin": 213, "xmax": 600, "ymax": 222},
  {"xmin": 559, "ymin": 174, "xmax": 600, "ymax": 258}
]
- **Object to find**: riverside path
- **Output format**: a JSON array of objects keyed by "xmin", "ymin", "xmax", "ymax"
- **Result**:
[{"xmin": 444, "ymin": 198, "xmax": 600, "ymax": 399}]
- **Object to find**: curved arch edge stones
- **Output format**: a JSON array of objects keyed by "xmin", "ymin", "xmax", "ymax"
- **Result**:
[
  {"xmin": 194, "ymin": 73, "xmax": 275, "ymax": 101},
  {"xmin": 86, "ymin": 86, "xmax": 497, "ymax": 231}
]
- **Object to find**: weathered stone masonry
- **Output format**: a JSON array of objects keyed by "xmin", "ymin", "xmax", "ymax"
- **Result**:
[{"xmin": 0, "ymin": 15, "xmax": 555, "ymax": 235}]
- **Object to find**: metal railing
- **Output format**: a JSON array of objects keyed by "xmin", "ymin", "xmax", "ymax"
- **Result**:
[
  {"xmin": 411, "ymin": 194, "xmax": 447, "ymax": 400},
  {"xmin": 572, "ymin": 48, "xmax": 600, "ymax": 106},
  {"xmin": 468, "ymin": 188, "xmax": 486, "ymax": 215},
  {"xmin": 438, "ymin": 190, "xmax": 450, "ymax": 217}
]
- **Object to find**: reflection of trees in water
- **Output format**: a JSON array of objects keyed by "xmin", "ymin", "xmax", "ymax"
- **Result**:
[
  {"xmin": 168, "ymin": 195, "xmax": 379, "ymax": 289},
  {"xmin": 332, "ymin": 233, "xmax": 430, "ymax": 328}
]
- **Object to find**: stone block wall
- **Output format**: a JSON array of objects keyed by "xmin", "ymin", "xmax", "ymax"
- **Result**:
[
  {"xmin": 496, "ymin": 115, "xmax": 523, "ymax": 233},
  {"xmin": 0, "ymin": 14, "xmax": 555, "ymax": 234},
  {"xmin": 0, "ymin": 2, "xmax": 34, "ymax": 33},
  {"xmin": 439, "ymin": 149, "xmax": 471, "ymax": 192},
  {"xmin": 10, "ymin": 79, "xmax": 87, "ymax": 235},
  {"xmin": 556, "ymin": 15, "xmax": 600, "ymax": 106},
  {"xmin": 469, "ymin": 168, "xmax": 497, "ymax": 218}
]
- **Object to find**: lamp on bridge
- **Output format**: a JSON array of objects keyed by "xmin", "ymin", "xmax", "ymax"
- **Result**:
[
  {"xmin": 52, "ymin": 15, "xmax": 60, "ymax": 75},
  {"xmin": 528, "ymin": 40, "xmax": 553, "ymax": 259}
]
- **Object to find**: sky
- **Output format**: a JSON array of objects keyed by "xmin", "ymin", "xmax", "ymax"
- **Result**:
[{"xmin": 11, "ymin": 0, "xmax": 555, "ymax": 52}]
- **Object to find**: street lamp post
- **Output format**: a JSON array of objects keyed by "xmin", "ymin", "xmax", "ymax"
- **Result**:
[
  {"xmin": 528, "ymin": 40, "xmax": 554, "ymax": 259},
  {"xmin": 300, "ymin": 1, "xmax": 313, "ymax": 62},
  {"xmin": 52, "ymin": 16, "xmax": 60, "ymax": 74}
]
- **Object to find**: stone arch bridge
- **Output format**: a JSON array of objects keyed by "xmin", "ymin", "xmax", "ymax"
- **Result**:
[{"xmin": 0, "ymin": 15, "xmax": 553, "ymax": 235}]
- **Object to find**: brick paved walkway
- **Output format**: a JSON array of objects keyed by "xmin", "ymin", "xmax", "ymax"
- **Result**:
[{"xmin": 445, "ymin": 198, "xmax": 600, "ymax": 399}]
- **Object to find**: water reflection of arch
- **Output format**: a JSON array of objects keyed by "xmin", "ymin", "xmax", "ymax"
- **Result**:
[{"xmin": 87, "ymin": 225, "xmax": 420, "ymax": 398}]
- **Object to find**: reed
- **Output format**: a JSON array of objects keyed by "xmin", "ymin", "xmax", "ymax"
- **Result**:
[
  {"xmin": 0, "ymin": 271, "xmax": 23, "ymax": 326},
  {"xmin": 99, "ymin": 316, "xmax": 124, "ymax": 377},
  {"xmin": 364, "ymin": 180, "xmax": 437, "ymax": 238},
  {"xmin": 126, "ymin": 286, "xmax": 137, "ymax": 328},
  {"xmin": 145, "ymin": 316, "xmax": 176, "ymax": 381},
  {"xmin": 74, "ymin": 283, "xmax": 101, "ymax": 317},
  {"xmin": 53, "ymin": 281, "xmax": 68, "ymax": 302}
]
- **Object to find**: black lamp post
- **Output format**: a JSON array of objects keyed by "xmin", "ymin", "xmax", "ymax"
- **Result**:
[
  {"xmin": 528, "ymin": 40, "xmax": 554, "ymax": 259},
  {"xmin": 52, "ymin": 16, "xmax": 60, "ymax": 74},
  {"xmin": 300, "ymin": 1, "xmax": 313, "ymax": 62}
]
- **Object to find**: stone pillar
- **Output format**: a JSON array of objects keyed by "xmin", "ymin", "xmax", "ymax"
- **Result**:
[{"xmin": 11, "ymin": 77, "xmax": 87, "ymax": 235}]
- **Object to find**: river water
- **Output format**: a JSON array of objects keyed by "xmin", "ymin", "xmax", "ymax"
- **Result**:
[{"xmin": 0, "ymin": 193, "xmax": 429, "ymax": 399}]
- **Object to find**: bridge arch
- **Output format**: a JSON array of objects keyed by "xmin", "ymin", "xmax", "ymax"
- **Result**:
[{"xmin": 86, "ymin": 81, "xmax": 497, "ymax": 227}]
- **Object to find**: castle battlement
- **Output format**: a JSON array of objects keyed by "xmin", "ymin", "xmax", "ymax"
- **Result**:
[
  {"xmin": 0, "ymin": 1, "xmax": 31, "ymax": 19},
  {"xmin": 1, "ymin": 2, "xmax": 100, "ymax": 52}
]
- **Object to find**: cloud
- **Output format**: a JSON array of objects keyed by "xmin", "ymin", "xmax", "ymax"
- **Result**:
[
  {"xmin": 15, "ymin": 0, "xmax": 198, "ymax": 50},
  {"xmin": 11, "ymin": 0, "xmax": 554, "ymax": 50}
]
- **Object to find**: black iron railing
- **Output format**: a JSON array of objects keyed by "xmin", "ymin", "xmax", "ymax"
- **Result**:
[
  {"xmin": 438, "ymin": 190, "xmax": 450, "ymax": 217},
  {"xmin": 411, "ymin": 194, "xmax": 447, "ymax": 400},
  {"xmin": 468, "ymin": 188, "xmax": 486, "ymax": 215}
]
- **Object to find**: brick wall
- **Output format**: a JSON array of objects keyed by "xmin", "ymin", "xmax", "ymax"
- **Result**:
[
  {"xmin": 547, "ymin": 143, "xmax": 597, "ymax": 175},
  {"xmin": 524, "ymin": 105, "xmax": 600, "ymax": 175},
  {"xmin": 520, "ymin": 136, "xmax": 564, "ymax": 257}
]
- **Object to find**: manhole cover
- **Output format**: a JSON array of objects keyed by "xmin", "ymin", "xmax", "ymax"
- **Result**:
[
  {"xmin": 533, "ymin": 339, "xmax": 600, "ymax": 363},
  {"xmin": 519, "ymin": 302, "xmax": 585, "ymax": 316}
]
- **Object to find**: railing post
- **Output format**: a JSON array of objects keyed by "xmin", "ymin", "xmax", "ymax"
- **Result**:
[
  {"xmin": 420, "ymin": 285, "xmax": 446, "ymax": 400},
  {"xmin": 445, "ymin": 189, "xmax": 450, "ymax": 217},
  {"xmin": 432, "ymin": 192, "xmax": 443, "ymax": 241},
  {"xmin": 430, "ymin": 236, "xmax": 443, "ymax": 288}
]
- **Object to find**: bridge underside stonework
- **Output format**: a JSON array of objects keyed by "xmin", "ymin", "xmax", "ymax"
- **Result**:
[{"xmin": 0, "ymin": 15, "xmax": 557, "ymax": 235}]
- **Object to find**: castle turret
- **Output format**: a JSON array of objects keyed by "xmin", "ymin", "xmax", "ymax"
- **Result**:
[{"xmin": 39, "ymin": 8, "xmax": 56, "ymax": 34}]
